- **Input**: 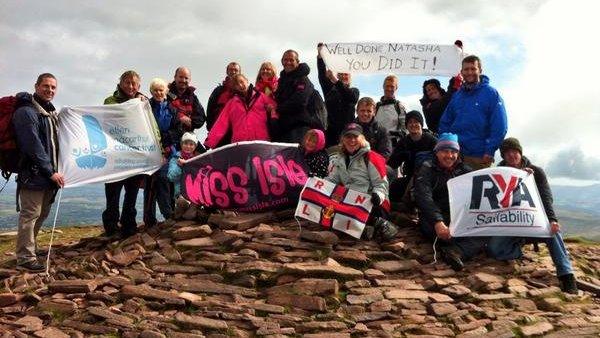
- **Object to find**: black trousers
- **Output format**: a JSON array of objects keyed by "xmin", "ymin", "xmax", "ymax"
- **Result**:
[{"xmin": 102, "ymin": 175, "xmax": 142, "ymax": 235}]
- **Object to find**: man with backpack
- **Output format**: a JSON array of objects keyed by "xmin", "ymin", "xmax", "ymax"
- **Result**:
[
  {"xmin": 375, "ymin": 75, "xmax": 408, "ymax": 147},
  {"xmin": 10, "ymin": 73, "xmax": 64, "ymax": 272},
  {"xmin": 273, "ymin": 49, "xmax": 320, "ymax": 143}
]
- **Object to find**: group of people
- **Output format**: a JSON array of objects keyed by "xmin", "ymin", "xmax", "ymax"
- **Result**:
[{"xmin": 9, "ymin": 46, "xmax": 578, "ymax": 295}]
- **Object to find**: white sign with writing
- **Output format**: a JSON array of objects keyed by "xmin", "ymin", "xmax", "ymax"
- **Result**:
[
  {"xmin": 320, "ymin": 42, "xmax": 464, "ymax": 76},
  {"xmin": 58, "ymin": 99, "xmax": 163, "ymax": 187},
  {"xmin": 448, "ymin": 167, "xmax": 551, "ymax": 238}
]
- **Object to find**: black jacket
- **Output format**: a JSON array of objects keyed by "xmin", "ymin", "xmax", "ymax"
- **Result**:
[
  {"xmin": 388, "ymin": 131, "xmax": 437, "ymax": 178},
  {"xmin": 419, "ymin": 77, "xmax": 459, "ymax": 135},
  {"xmin": 206, "ymin": 83, "xmax": 235, "ymax": 131},
  {"xmin": 499, "ymin": 156, "xmax": 557, "ymax": 222},
  {"xmin": 414, "ymin": 158, "xmax": 471, "ymax": 227},
  {"xmin": 303, "ymin": 149, "xmax": 329, "ymax": 178},
  {"xmin": 12, "ymin": 93, "xmax": 59, "ymax": 190},
  {"xmin": 355, "ymin": 118, "xmax": 392, "ymax": 159},
  {"xmin": 167, "ymin": 82, "xmax": 206, "ymax": 131},
  {"xmin": 274, "ymin": 63, "xmax": 315, "ymax": 132},
  {"xmin": 317, "ymin": 57, "xmax": 359, "ymax": 146}
]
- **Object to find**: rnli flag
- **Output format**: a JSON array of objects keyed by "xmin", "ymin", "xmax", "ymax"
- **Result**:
[{"xmin": 295, "ymin": 177, "xmax": 373, "ymax": 239}]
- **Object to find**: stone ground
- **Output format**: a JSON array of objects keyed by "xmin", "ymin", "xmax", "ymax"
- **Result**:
[{"xmin": 0, "ymin": 209, "xmax": 599, "ymax": 337}]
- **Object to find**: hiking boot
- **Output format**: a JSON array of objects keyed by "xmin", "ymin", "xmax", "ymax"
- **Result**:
[
  {"xmin": 373, "ymin": 217, "xmax": 399, "ymax": 242},
  {"xmin": 361, "ymin": 225, "xmax": 375, "ymax": 240},
  {"xmin": 17, "ymin": 260, "xmax": 46, "ymax": 272},
  {"xmin": 559, "ymin": 273, "xmax": 578, "ymax": 294},
  {"xmin": 440, "ymin": 245, "xmax": 464, "ymax": 271},
  {"xmin": 121, "ymin": 227, "xmax": 138, "ymax": 239}
]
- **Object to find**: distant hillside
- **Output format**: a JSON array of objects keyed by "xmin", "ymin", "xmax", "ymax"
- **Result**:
[
  {"xmin": 1, "ymin": 180, "xmax": 598, "ymax": 240},
  {"xmin": 0, "ymin": 180, "xmax": 145, "ymax": 230},
  {"xmin": 552, "ymin": 184, "xmax": 600, "ymax": 241}
]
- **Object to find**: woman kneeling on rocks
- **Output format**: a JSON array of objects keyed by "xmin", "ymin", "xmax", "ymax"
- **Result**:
[{"xmin": 326, "ymin": 123, "xmax": 399, "ymax": 241}]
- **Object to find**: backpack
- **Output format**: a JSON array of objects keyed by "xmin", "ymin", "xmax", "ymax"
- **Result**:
[
  {"xmin": 306, "ymin": 89, "xmax": 328, "ymax": 131},
  {"xmin": 375, "ymin": 100, "xmax": 406, "ymax": 126},
  {"xmin": 0, "ymin": 95, "xmax": 20, "ymax": 181},
  {"xmin": 375, "ymin": 100, "xmax": 407, "ymax": 145}
]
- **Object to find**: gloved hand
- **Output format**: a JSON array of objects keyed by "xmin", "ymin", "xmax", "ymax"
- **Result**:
[
  {"xmin": 371, "ymin": 193, "xmax": 381, "ymax": 206},
  {"xmin": 451, "ymin": 75, "xmax": 463, "ymax": 90}
]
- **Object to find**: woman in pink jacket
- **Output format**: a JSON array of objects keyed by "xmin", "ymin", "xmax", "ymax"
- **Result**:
[{"xmin": 205, "ymin": 74, "xmax": 277, "ymax": 149}]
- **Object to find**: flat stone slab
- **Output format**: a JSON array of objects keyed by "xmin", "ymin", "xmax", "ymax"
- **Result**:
[
  {"xmin": 283, "ymin": 262, "xmax": 363, "ymax": 278},
  {"xmin": 47, "ymin": 279, "xmax": 98, "ymax": 294},
  {"xmin": 267, "ymin": 293, "xmax": 327, "ymax": 312},
  {"xmin": 208, "ymin": 212, "xmax": 274, "ymax": 231},
  {"xmin": 384, "ymin": 290, "xmax": 430, "ymax": 301},
  {"xmin": 372, "ymin": 260, "xmax": 419, "ymax": 273},
  {"xmin": 174, "ymin": 312, "xmax": 228, "ymax": 330},
  {"xmin": 174, "ymin": 237, "xmax": 215, "ymax": 247}
]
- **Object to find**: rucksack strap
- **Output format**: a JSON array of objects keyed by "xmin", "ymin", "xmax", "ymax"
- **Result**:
[{"xmin": 15, "ymin": 180, "xmax": 21, "ymax": 212}]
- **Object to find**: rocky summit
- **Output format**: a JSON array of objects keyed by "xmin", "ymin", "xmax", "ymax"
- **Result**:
[{"xmin": 1, "ymin": 210, "xmax": 600, "ymax": 337}]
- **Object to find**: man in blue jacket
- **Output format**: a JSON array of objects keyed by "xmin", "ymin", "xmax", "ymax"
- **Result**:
[
  {"xmin": 438, "ymin": 55, "xmax": 507, "ymax": 170},
  {"xmin": 13, "ymin": 73, "xmax": 64, "ymax": 272}
]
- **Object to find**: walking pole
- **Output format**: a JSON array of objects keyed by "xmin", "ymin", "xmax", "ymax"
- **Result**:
[{"xmin": 45, "ymin": 188, "xmax": 63, "ymax": 276}]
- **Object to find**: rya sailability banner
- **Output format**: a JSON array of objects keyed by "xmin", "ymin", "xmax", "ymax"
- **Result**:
[{"xmin": 448, "ymin": 167, "xmax": 551, "ymax": 238}]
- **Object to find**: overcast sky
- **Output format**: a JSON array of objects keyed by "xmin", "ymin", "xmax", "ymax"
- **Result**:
[{"xmin": 1, "ymin": 0, "xmax": 599, "ymax": 183}]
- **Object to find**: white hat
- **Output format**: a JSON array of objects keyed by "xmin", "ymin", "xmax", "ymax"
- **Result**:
[{"xmin": 181, "ymin": 132, "xmax": 198, "ymax": 144}]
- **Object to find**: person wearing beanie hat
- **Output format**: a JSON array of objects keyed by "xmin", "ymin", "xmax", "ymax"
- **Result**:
[
  {"xmin": 301, "ymin": 129, "xmax": 329, "ymax": 178},
  {"xmin": 180, "ymin": 132, "xmax": 198, "ymax": 144},
  {"xmin": 327, "ymin": 122, "xmax": 399, "ymax": 242},
  {"xmin": 434, "ymin": 132, "xmax": 460, "ymax": 153},
  {"xmin": 414, "ymin": 132, "xmax": 486, "ymax": 271},
  {"xmin": 499, "ymin": 137, "xmax": 522, "ymax": 156},
  {"xmin": 487, "ymin": 137, "xmax": 578, "ymax": 294},
  {"xmin": 167, "ymin": 132, "xmax": 204, "ymax": 199},
  {"xmin": 387, "ymin": 110, "xmax": 437, "ymax": 202}
]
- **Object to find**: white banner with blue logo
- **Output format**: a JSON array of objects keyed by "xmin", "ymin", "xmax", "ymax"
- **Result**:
[
  {"xmin": 448, "ymin": 167, "xmax": 551, "ymax": 238},
  {"xmin": 57, "ymin": 99, "xmax": 163, "ymax": 188}
]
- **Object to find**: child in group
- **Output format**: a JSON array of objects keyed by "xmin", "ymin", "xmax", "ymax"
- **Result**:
[
  {"xmin": 167, "ymin": 132, "xmax": 203, "ymax": 219},
  {"xmin": 301, "ymin": 129, "xmax": 329, "ymax": 178}
]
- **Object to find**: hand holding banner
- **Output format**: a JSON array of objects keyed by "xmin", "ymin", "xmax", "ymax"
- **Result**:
[
  {"xmin": 319, "ymin": 42, "xmax": 465, "ymax": 76},
  {"xmin": 448, "ymin": 167, "xmax": 551, "ymax": 238},
  {"xmin": 295, "ymin": 177, "xmax": 373, "ymax": 239},
  {"xmin": 58, "ymin": 99, "xmax": 163, "ymax": 187},
  {"xmin": 183, "ymin": 141, "xmax": 308, "ymax": 212}
]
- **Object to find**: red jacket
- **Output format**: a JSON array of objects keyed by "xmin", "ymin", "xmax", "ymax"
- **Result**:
[{"xmin": 205, "ymin": 88, "xmax": 274, "ymax": 148}]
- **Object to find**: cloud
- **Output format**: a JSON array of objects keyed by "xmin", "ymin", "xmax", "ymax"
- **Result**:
[
  {"xmin": 0, "ymin": 0, "xmax": 541, "ymax": 106},
  {"xmin": 1, "ymin": 0, "xmax": 597, "ymax": 179},
  {"xmin": 545, "ymin": 145, "xmax": 600, "ymax": 180},
  {"xmin": 501, "ymin": 0, "xmax": 600, "ymax": 166}
]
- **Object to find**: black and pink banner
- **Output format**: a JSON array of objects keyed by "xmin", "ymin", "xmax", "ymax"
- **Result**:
[{"xmin": 182, "ymin": 141, "xmax": 309, "ymax": 212}]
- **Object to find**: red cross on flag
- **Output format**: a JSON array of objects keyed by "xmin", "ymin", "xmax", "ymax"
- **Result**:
[{"xmin": 295, "ymin": 177, "xmax": 373, "ymax": 239}]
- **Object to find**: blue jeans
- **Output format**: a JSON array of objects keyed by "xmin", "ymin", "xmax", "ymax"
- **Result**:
[
  {"xmin": 419, "ymin": 220, "xmax": 486, "ymax": 260},
  {"xmin": 487, "ymin": 233, "xmax": 573, "ymax": 277}
]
